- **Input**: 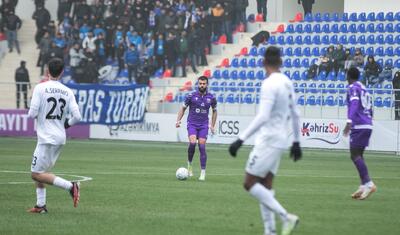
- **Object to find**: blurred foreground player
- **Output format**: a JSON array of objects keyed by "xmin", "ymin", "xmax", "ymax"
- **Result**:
[
  {"xmin": 343, "ymin": 67, "xmax": 376, "ymax": 200},
  {"xmin": 27, "ymin": 58, "xmax": 82, "ymax": 213},
  {"xmin": 176, "ymin": 76, "xmax": 217, "ymax": 181},
  {"xmin": 229, "ymin": 46, "xmax": 302, "ymax": 235}
]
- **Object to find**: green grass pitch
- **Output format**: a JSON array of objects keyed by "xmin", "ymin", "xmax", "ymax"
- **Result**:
[{"xmin": 0, "ymin": 137, "xmax": 399, "ymax": 235}]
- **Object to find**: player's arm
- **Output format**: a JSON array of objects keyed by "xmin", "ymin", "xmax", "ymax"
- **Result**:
[
  {"xmin": 210, "ymin": 98, "xmax": 218, "ymax": 134},
  {"xmin": 289, "ymin": 89, "xmax": 302, "ymax": 162},
  {"xmin": 64, "ymin": 92, "xmax": 82, "ymax": 129},
  {"xmin": 28, "ymin": 85, "xmax": 41, "ymax": 119},
  {"xmin": 229, "ymin": 85, "xmax": 274, "ymax": 157},
  {"xmin": 176, "ymin": 93, "xmax": 191, "ymax": 128},
  {"xmin": 343, "ymin": 88, "xmax": 359, "ymax": 136}
]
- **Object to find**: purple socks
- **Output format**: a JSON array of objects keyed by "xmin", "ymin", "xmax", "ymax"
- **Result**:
[
  {"xmin": 353, "ymin": 156, "xmax": 371, "ymax": 185},
  {"xmin": 199, "ymin": 144, "xmax": 207, "ymax": 170},
  {"xmin": 188, "ymin": 143, "xmax": 196, "ymax": 163}
]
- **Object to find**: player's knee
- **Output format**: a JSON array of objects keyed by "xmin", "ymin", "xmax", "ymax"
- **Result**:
[{"xmin": 198, "ymin": 139, "xmax": 206, "ymax": 145}]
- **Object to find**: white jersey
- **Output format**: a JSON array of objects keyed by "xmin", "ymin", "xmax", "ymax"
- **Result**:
[
  {"xmin": 240, "ymin": 72, "xmax": 300, "ymax": 149},
  {"xmin": 28, "ymin": 80, "xmax": 81, "ymax": 145}
]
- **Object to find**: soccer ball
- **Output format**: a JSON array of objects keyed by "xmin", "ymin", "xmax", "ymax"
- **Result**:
[{"xmin": 176, "ymin": 167, "xmax": 189, "ymax": 180}]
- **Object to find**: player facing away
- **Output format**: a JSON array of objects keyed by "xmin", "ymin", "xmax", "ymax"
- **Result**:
[
  {"xmin": 229, "ymin": 46, "xmax": 302, "ymax": 235},
  {"xmin": 343, "ymin": 67, "xmax": 376, "ymax": 200},
  {"xmin": 27, "ymin": 58, "xmax": 82, "ymax": 213},
  {"xmin": 176, "ymin": 76, "xmax": 217, "ymax": 181}
]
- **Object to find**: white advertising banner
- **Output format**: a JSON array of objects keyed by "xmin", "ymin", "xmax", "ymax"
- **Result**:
[{"xmin": 90, "ymin": 113, "xmax": 400, "ymax": 152}]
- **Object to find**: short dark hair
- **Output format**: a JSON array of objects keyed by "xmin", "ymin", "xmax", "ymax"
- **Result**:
[
  {"xmin": 198, "ymin": 76, "xmax": 208, "ymax": 84},
  {"xmin": 264, "ymin": 46, "xmax": 282, "ymax": 68},
  {"xmin": 347, "ymin": 67, "xmax": 360, "ymax": 80},
  {"xmin": 48, "ymin": 58, "xmax": 64, "ymax": 78}
]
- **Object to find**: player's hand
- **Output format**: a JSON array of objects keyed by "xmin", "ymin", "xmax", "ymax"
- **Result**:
[
  {"xmin": 64, "ymin": 119, "xmax": 71, "ymax": 129},
  {"xmin": 229, "ymin": 138, "xmax": 243, "ymax": 157},
  {"xmin": 343, "ymin": 123, "xmax": 351, "ymax": 137},
  {"xmin": 290, "ymin": 142, "xmax": 302, "ymax": 162},
  {"xmin": 176, "ymin": 121, "xmax": 181, "ymax": 128}
]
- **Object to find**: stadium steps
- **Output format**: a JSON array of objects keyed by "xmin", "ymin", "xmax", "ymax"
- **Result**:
[{"xmin": 0, "ymin": 19, "xmax": 41, "ymax": 109}]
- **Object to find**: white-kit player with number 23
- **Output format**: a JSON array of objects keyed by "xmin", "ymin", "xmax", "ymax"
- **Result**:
[
  {"xmin": 27, "ymin": 58, "xmax": 82, "ymax": 214},
  {"xmin": 229, "ymin": 46, "xmax": 302, "ymax": 235}
]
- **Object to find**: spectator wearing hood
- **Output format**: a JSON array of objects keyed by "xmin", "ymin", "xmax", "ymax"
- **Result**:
[
  {"xmin": 15, "ymin": 60, "xmax": 30, "ymax": 109},
  {"xmin": 364, "ymin": 55, "xmax": 382, "ymax": 85}
]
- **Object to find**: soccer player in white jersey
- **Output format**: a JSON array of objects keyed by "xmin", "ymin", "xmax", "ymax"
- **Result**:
[
  {"xmin": 229, "ymin": 46, "xmax": 302, "ymax": 235},
  {"xmin": 27, "ymin": 58, "xmax": 82, "ymax": 213}
]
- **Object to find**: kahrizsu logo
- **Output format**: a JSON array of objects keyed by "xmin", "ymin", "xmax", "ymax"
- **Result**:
[{"xmin": 302, "ymin": 122, "xmax": 340, "ymax": 144}]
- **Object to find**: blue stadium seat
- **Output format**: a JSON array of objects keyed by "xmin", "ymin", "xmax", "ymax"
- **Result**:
[
  {"xmin": 249, "ymin": 58, "xmax": 257, "ymax": 68},
  {"xmin": 228, "ymin": 82, "xmax": 237, "ymax": 92},
  {"xmin": 386, "ymin": 58, "xmax": 393, "ymax": 67},
  {"xmin": 230, "ymin": 70, "xmax": 238, "ymax": 80},
  {"xmin": 211, "ymin": 81, "xmax": 219, "ymax": 92},
  {"xmin": 367, "ymin": 12, "xmax": 376, "ymax": 21},
  {"xmin": 376, "ymin": 12, "xmax": 385, "ymax": 21},
  {"xmin": 285, "ymin": 47, "xmax": 293, "ymax": 56},
  {"xmin": 295, "ymin": 24, "xmax": 303, "ymax": 33},
  {"xmin": 286, "ymin": 24, "xmax": 295, "ymax": 33},
  {"xmin": 213, "ymin": 70, "xmax": 221, "ymax": 79},
  {"xmin": 396, "ymin": 23, "xmax": 400, "ymax": 33},
  {"xmin": 325, "ymin": 96, "xmax": 336, "ymax": 106},
  {"xmin": 301, "ymin": 71, "xmax": 309, "ymax": 81},
  {"xmin": 331, "ymin": 23, "xmax": 339, "ymax": 33},
  {"xmin": 320, "ymin": 47, "xmax": 327, "ymax": 55},
  {"xmin": 337, "ymin": 83, "xmax": 346, "ymax": 94},
  {"xmin": 286, "ymin": 36, "xmax": 294, "ymax": 45},
  {"xmin": 357, "ymin": 23, "xmax": 366, "ymax": 33},
  {"xmin": 349, "ymin": 24, "xmax": 357, "ymax": 33},
  {"xmin": 268, "ymin": 36, "xmax": 276, "ymax": 45},
  {"xmin": 294, "ymin": 47, "xmax": 302, "ymax": 56},
  {"xmin": 312, "ymin": 47, "xmax": 320, "ymax": 56},
  {"xmin": 338, "ymin": 71, "xmax": 347, "ymax": 82},
  {"xmin": 222, "ymin": 69, "xmax": 230, "ymax": 79},
  {"xmin": 396, "ymin": 35, "xmax": 400, "ymax": 44},
  {"xmin": 297, "ymin": 95, "xmax": 305, "ymax": 105},
  {"xmin": 339, "ymin": 35, "xmax": 348, "ymax": 44},
  {"xmin": 367, "ymin": 35, "xmax": 375, "ymax": 44},
  {"xmin": 375, "ymin": 84, "xmax": 384, "ymax": 95},
  {"xmin": 319, "ymin": 83, "xmax": 327, "ymax": 93},
  {"xmin": 306, "ymin": 96, "xmax": 316, "ymax": 106},
  {"xmin": 304, "ymin": 24, "xmax": 312, "ymax": 33},
  {"xmin": 375, "ymin": 46, "xmax": 384, "ymax": 56},
  {"xmin": 385, "ymin": 12, "xmax": 394, "ymax": 21},
  {"xmin": 303, "ymin": 47, "xmax": 311, "ymax": 57},
  {"xmin": 240, "ymin": 58, "xmax": 248, "ymax": 68},
  {"xmin": 231, "ymin": 58, "xmax": 239, "ymax": 68},
  {"xmin": 292, "ymin": 71, "xmax": 301, "ymax": 81},
  {"xmin": 385, "ymin": 23, "xmax": 394, "ymax": 33},
  {"xmin": 238, "ymin": 82, "xmax": 246, "ymax": 92},
  {"xmin": 327, "ymin": 71, "xmax": 337, "ymax": 81},
  {"xmin": 243, "ymin": 94, "xmax": 255, "ymax": 104},
  {"xmin": 385, "ymin": 35, "xmax": 395, "ymax": 45},
  {"xmin": 280, "ymin": 47, "xmax": 285, "ymax": 56},
  {"xmin": 284, "ymin": 58, "xmax": 292, "ymax": 68},
  {"xmin": 314, "ymin": 13, "xmax": 322, "ymax": 22},
  {"xmin": 249, "ymin": 47, "xmax": 258, "ymax": 56},
  {"xmin": 374, "ymin": 97, "xmax": 383, "ymax": 107},
  {"xmin": 395, "ymin": 47, "xmax": 400, "ymax": 56},
  {"xmin": 323, "ymin": 13, "xmax": 331, "ymax": 22},
  {"xmin": 304, "ymin": 13, "xmax": 313, "ymax": 22},
  {"xmin": 217, "ymin": 94, "xmax": 224, "ymax": 103},
  {"xmin": 308, "ymin": 83, "xmax": 318, "ymax": 93},
  {"xmin": 246, "ymin": 82, "xmax": 255, "ymax": 92},
  {"xmin": 340, "ymin": 24, "xmax": 348, "ymax": 33},
  {"xmin": 349, "ymin": 35, "xmax": 357, "ymax": 45},
  {"xmin": 336, "ymin": 96, "xmax": 346, "ymax": 106},
  {"xmin": 220, "ymin": 81, "xmax": 227, "ymax": 91},
  {"xmin": 358, "ymin": 12, "xmax": 367, "ymax": 22},
  {"xmin": 376, "ymin": 59, "xmax": 384, "ymax": 67},
  {"xmin": 293, "ymin": 58, "xmax": 301, "ymax": 68},
  {"xmin": 332, "ymin": 13, "xmax": 340, "ymax": 22},
  {"xmin": 301, "ymin": 58, "xmax": 310, "ymax": 68},
  {"xmin": 329, "ymin": 35, "xmax": 338, "ymax": 44},
  {"xmin": 256, "ymin": 71, "xmax": 265, "ymax": 80},
  {"xmin": 257, "ymin": 58, "xmax": 264, "ymax": 68},
  {"xmin": 384, "ymin": 84, "xmax": 393, "ymax": 94},
  {"xmin": 366, "ymin": 23, "xmax": 375, "ymax": 33},
  {"xmin": 313, "ymin": 24, "xmax": 321, "ymax": 33},
  {"xmin": 313, "ymin": 35, "xmax": 322, "ymax": 45},
  {"xmin": 304, "ymin": 35, "xmax": 312, "ymax": 45},
  {"xmin": 376, "ymin": 23, "xmax": 384, "ymax": 33},
  {"xmin": 357, "ymin": 35, "xmax": 367, "ymax": 45},
  {"xmin": 322, "ymin": 24, "xmax": 330, "ymax": 33},
  {"xmin": 277, "ymin": 36, "xmax": 285, "ymax": 45},
  {"xmin": 284, "ymin": 71, "xmax": 291, "ymax": 78},
  {"xmin": 385, "ymin": 47, "xmax": 394, "ymax": 56},
  {"xmin": 321, "ymin": 35, "xmax": 329, "ymax": 45},
  {"xmin": 239, "ymin": 70, "xmax": 247, "ymax": 80},
  {"xmin": 295, "ymin": 35, "xmax": 303, "ymax": 44},
  {"xmin": 327, "ymin": 83, "xmax": 337, "ymax": 94},
  {"xmin": 383, "ymin": 97, "xmax": 392, "ymax": 108},
  {"xmin": 299, "ymin": 83, "xmax": 307, "ymax": 93},
  {"xmin": 349, "ymin": 12, "xmax": 358, "ymax": 22},
  {"xmin": 311, "ymin": 58, "xmax": 318, "ymax": 65},
  {"xmin": 226, "ymin": 94, "xmax": 235, "ymax": 103},
  {"xmin": 366, "ymin": 47, "xmax": 374, "ymax": 55},
  {"xmin": 394, "ymin": 59, "xmax": 400, "ymax": 69},
  {"xmin": 376, "ymin": 34, "xmax": 384, "ymax": 44},
  {"xmin": 255, "ymin": 82, "xmax": 262, "ymax": 92},
  {"xmin": 258, "ymin": 47, "xmax": 266, "ymax": 57},
  {"xmin": 316, "ymin": 71, "xmax": 327, "ymax": 81},
  {"xmin": 342, "ymin": 12, "xmax": 349, "ymax": 22},
  {"xmin": 395, "ymin": 12, "xmax": 400, "ymax": 21},
  {"xmin": 247, "ymin": 71, "xmax": 255, "ymax": 80}
]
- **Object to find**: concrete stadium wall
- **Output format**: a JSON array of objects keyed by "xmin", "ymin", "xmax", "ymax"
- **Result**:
[
  {"xmin": 344, "ymin": 0, "xmax": 400, "ymax": 13},
  {"xmin": 16, "ymin": 0, "xmax": 58, "ymax": 20}
]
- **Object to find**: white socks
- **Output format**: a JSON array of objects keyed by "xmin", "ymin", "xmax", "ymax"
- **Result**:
[
  {"xmin": 249, "ymin": 183, "xmax": 288, "ymax": 222},
  {"xmin": 53, "ymin": 177, "xmax": 73, "ymax": 191},
  {"xmin": 259, "ymin": 190, "xmax": 276, "ymax": 234},
  {"xmin": 36, "ymin": 188, "xmax": 46, "ymax": 207}
]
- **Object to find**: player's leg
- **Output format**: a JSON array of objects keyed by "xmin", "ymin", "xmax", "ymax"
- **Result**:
[
  {"xmin": 28, "ymin": 182, "xmax": 48, "ymax": 213},
  {"xmin": 187, "ymin": 125, "xmax": 198, "ymax": 177},
  {"xmin": 259, "ymin": 173, "xmax": 277, "ymax": 235},
  {"xmin": 198, "ymin": 137, "xmax": 207, "ymax": 181}
]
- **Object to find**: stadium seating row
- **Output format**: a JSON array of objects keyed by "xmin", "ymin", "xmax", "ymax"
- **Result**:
[
  {"xmin": 286, "ymin": 22, "xmax": 400, "ymax": 34},
  {"xmin": 303, "ymin": 12, "xmax": 400, "ymax": 23}
]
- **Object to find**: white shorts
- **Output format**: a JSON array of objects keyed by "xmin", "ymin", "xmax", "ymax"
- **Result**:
[
  {"xmin": 245, "ymin": 146, "xmax": 284, "ymax": 178},
  {"xmin": 31, "ymin": 144, "xmax": 63, "ymax": 173}
]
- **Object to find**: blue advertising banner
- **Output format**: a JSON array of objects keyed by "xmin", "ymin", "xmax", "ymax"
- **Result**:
[{"xmin": 67, "ymin": 84, "xmax": 149, "ymax": 125}]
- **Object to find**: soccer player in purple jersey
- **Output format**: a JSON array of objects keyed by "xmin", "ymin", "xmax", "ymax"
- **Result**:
[
  {"xmin": 343, "ymin": 67, "xmax": 377, "ymax": 200},
  {"xmin": 176, "ymin": 76, "xmax": 217, "ymax": 181}
]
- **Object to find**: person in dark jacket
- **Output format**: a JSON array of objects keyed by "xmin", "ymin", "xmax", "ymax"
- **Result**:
[
  {"xmin": 187, "ymin": 24, "xmax": 198, "ymax": 74},
  {"xmin": 393, "ymin": 71, "xmax": 400, "ymax": 120},
  {"xmin": 154, "ymin": 33, "xmax": 165, "ymax": 71},
  {"xmin": 81, "ymin": 57, "xmax": 99, "ymax": 84},
  {"xmin": 15, "ymin": 61, "xmax": 30, "ymax": 109},
  {"xmin": 298, "ymin": 0, "xmax": 315, "ymax": 16},
  {"xmin": 333, "ymin": 44, "xmax": 346, "ymax": 73},
  {"xmin": 165, "ymin": 32, "xmax": 178, "ymax": 76},
  {"xmin": 38, "ymin": 31, "xmax": 51, "ymax": 75},
  {"xmin": 4, "ymin": 11, "xmax": 22, "ymax": 53},
  {"xmin": 124, "ymin": 43, "xmax": 140, "ymax": 83},
  {"xmin": 234, "ymin": 0, "xmax": 248, "ymax": 28},
  {"xmin": 177, "ymin": 31, "xmax": 189, "ymax": 77},
  {"xmin": 32, "ymin": 5, "xmax": 51, "ymax": 45},
  {"xmin": 57, "ymin": 0, "xmax": 72, "ymax": 23},
  {"xmin": 364, "ymin": 55, "xmax": 382, "ymax": 85},
  {"xmin": 257, "ymin": 0, "xmax": 268, "ymax": 21}
]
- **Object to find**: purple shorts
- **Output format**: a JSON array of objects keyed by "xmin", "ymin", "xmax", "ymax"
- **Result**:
[
  {"xmin": 187, "ymin": 123, "xmax": 209, "ymax": 139},
  {"xmin": 350, "ymin": 129, "xmax": 372, "ymax": 149}
]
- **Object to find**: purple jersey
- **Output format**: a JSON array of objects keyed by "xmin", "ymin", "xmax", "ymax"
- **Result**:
[
  {"xmin": 184, "ymin": 91, "xmax": 217, "ymax": 125},
  {"xmin": 346, "ymin": 81, "xmax": 373, "ymax": 129}
]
